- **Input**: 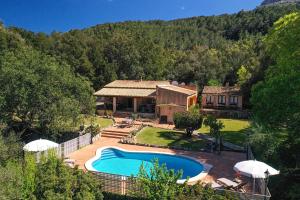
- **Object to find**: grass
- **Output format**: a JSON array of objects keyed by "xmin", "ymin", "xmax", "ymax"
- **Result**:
[
  {"xmin": 136, "ymin": 126, "xmax": 206, "ymax": 150},
  {"xmin": 198, "ymin": 118, "xmax": 250, "ymax": 146},
  {"xmin": 79, "ymin": 115, "xmax": 113, "ymax": 129}
]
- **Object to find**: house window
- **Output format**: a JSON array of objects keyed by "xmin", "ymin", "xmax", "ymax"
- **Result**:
[
  {"xmin": 218, "ymin": 95, "xmax": 226, "ymax": 105},
  {"xmin": 206, "ymin": 96, "xmax": 213, "ymax": 104},
  {"xmin": 230, "ymin": 96, "xmax": 238, "ymax": 105}
]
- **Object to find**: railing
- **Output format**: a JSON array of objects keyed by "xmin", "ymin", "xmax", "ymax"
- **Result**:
[
  {"xmin": 34, "ymin": 132, "xmax": 92, "ymax": 161},
  {"xmin": 92, "ymin": 172, "xmax": 138, "ymax": 195},
  {"xmin": 215, "ymin": 188, "xmax": 271, "ymax": 200},
  {"xmin": 227, "ymin": 145, "xmax": 271, "ymax": 200},
  {"xmin": 92, "ymin": 170, "xmax": 271, "ymax": 200}
]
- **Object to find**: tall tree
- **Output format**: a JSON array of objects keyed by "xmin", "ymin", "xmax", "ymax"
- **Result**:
[
  {"xmin": 0, "ymin": 48, "xmax": 95, "ymax": 139},
  {"xmin": 250, "ymin": 12, "xmax": 300, "ymax": 200}
]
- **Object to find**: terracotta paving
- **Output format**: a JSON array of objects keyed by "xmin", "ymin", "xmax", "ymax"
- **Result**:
[{"xmin": 68, "ymin": 137, "xmax": 247, "ymax": 185}]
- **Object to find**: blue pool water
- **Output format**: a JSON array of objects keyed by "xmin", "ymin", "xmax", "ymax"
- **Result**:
[{"xmin": 91, "ymin": 148, "xmax": 204, "ymax": 179}]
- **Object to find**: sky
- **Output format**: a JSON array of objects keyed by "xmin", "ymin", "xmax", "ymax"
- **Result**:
[{"xmin": 0, "ymin": 0, "xmax": 263, "ymax": 33}]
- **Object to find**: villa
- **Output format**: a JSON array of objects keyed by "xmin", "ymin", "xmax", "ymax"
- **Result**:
[
  {"xmin": 94, "ymin": 80, "xmax": 197, "ymax": 123},
  {"xmin": 201, "ymin": 84, "xmax": 248, "ymax": 118}
]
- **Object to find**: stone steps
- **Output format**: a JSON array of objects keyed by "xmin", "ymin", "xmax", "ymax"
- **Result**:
[{"xmin": 101, "ymin": 130, "xmax": 130, "ymax": 139}]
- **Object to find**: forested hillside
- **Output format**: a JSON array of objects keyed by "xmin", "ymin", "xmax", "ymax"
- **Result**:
[
  {"xmin": 261, "ymin": 0, "xmax": 300, "ymax": 6},
  {"xmin": 0, "ymin": 3, "xmax": 300, "ymax": 200},
  {"xmin": 7, "ymin": 4, "xmax": 299, "ymax": 92}
]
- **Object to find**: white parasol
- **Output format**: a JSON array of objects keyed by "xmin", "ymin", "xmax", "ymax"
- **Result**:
[
  {"xmin": 23, "ymin": 139, "xmax": 59, "ymax": 152},
  {"xmin": 234, "ymin": 160, "xmax": 279, "ymax": 193}
]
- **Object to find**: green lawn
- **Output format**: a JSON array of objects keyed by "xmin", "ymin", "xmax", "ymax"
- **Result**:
[
  {"xmin": 80, "ymin": 115, "xmax": 113, "ymax": 129},
  {"xmin": 136, "ymin": 127, "xmax": 206, "ymax": 150},
  {"xmin": 198, "ymin": 118, "xmax": 250, "ymax": 146}
]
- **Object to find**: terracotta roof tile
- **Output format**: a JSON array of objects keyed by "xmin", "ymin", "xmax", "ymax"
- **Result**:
[
  {"xmin": 202, "ymin": 86, "xmax": 241, "ymax": 94},
  {"xmin": 157, "ymin": 85, "xmax": 196, "ymax": 96},
  {"xmin": 104, "ymin": 80, "xmax": 170, "ymax": 89},
  {"xmin": 94, "ymin": 88, "xmax": 156, "ymax": 97}
]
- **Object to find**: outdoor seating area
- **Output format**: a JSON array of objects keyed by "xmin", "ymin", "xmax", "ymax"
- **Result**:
[{"xmin": 114, "ymin": 117, "xmax": 134, "ymax": 128}]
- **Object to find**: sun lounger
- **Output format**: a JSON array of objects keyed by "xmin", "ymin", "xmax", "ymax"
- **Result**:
[
  {"xmin": 211, "ymin": 181, "xmax": 223, "ymax": 189},
  {"xmin": 217, "ymin": 178, "xmax": 239, "ymax": 187},
  {"xmin": 233, "ymin": 181, "xmax": 247, "ymax": 192},
  {"xmin": 217, "ymin": 178, "xmax": 247, "ymax": 192}
]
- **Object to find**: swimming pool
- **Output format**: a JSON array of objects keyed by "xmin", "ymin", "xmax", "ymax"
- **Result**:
[{"xmin": 85, "ymin": 147, "xmax": 212, "ymax": 183}]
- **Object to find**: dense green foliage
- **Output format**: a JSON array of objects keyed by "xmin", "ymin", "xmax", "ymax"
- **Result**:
[
  {"xmin": 0, "ymin": 3, "xmax": 299, "ymax": 200},
  {"xmin": 6, "ymin": 4, "xmax": 299, "ymax": 91},
  {"xmin": 34, "ymin": 154, "xmax": 103, "ymax": 200},
  {"xmin": 0, "ymin": 48, "xmax": 94, "ymax": 141},
  {"xmin": 173, "ymin": 111, "xmax": 203, "ymax": 137},
  {"xmin": 132, "ymin": 160, "xmax": 235, "ymax": 200},
  {"xmin": 250, "ymin": 12, "xmax": 300, "ymax": 200},
  {"xmin": 0, "ymin": 137, "xmax": 103, "ymax": 200}
]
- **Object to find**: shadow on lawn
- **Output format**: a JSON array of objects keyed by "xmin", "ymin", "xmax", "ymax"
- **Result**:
[
  {"xmin": 198, "ymin": 127, "xmax": 250, "ymax": 146},
  {"xmin": 156, "ymin": 131, "xmax": 206, "ymax": 150}
]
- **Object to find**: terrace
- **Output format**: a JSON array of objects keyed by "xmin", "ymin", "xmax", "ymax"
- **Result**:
[{"xmin": 67, "ymin": 118, "xmax": 271, "ymax": 199}]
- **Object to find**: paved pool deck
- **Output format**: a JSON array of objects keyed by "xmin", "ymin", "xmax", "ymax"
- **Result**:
[{"xmin": 68, "ymin": 137, "xmax": 247, "ymax": 184}]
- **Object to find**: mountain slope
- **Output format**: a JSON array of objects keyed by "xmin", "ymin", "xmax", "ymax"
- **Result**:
[
  {"xmin": 261, "ymin": 0, "xmax": 300, "ymax": 6},
  {"xmin": 6, "ymin": 4, "xmax": 300, "ymax": 91}
]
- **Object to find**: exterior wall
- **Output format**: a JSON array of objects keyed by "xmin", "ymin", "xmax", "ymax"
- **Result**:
[
  {"xmin": 158, "ymin": 106, "xmax": 186, "ymax": 123},
  {"xmin": 156, "ymin": 87, "xmax": 189, "ymax": 106},
  {"xmin": 156, "ymin": 87, "xmax": 197, "ymax": 123},
  {"xmin": 202, "ymin": 93, "xmax": 243, "ymax": 109},
  {"xmin": 187, "ymin": 95, "xmax": 197, "ymax": 109}
]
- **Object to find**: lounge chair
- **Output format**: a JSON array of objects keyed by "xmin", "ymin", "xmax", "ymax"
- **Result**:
[
  {"xmin": 217, "ymin": 178, "xmax": 247, "ymax": 192},
  {"xmin": 211, "ymin": 181, "xmax": 223, "ymax": 189},
  {"xmin": 233, "ymin": 181, "xmax": 247, "ymax": 193},
  {"xmin": 217, "ymin": 178, "xmax": 239, "ymax": 187}
]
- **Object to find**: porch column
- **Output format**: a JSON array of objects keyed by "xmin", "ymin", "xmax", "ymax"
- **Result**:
[
  {"xmin": 133, "ymin": 97, "xmax": 137, "ymax": 113},
  {"xmin": 225, "ymin": 94, "xmax": 230, "ymax": 107},
  {"xmin": 113, "ymin": 97, "xmax": 117, "ymax": 113}
]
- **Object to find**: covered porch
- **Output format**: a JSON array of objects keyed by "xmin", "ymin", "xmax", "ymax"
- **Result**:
[{"xmin": 96, "ymin": 96, "xmax": 156, "ymax": 115}]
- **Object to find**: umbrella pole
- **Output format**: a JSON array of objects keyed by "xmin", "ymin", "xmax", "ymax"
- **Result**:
[{"xmin": 253, "ymin": 178, "xmax": 255, "ymax": 194}]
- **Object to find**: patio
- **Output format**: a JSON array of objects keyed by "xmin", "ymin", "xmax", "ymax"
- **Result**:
[{"xmin": 68, "ymin": 137, "xmax": 251, "ymax": 188}]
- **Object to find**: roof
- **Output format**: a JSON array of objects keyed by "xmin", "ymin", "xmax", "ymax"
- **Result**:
[
  {"xmin": 202, "ymin": 86, "xmax": 241, "ymax": 94},
  {"xmin": 104, "ymin": 80, "xmax": 170, "ymax": 89},
  {"xmin": 157, "ymin": 85, "xmax": 196, "ymax": 96},
  {"xmin": 94, "ymin": 88, "xmax": 156, "ymax": 98}
]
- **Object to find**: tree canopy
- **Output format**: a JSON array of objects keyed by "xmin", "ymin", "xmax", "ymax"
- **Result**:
[
  {"xmin": 251, "ymin": 12, "xmax": 300, "ymax": 129},
  {"xmin": 0, "ymin": 48, "xmax": 95, "ymax": 140},
  {"xmin": 250, "ymin": 11, "xmax": 300, "ymax": 200},
  {"xmin": 8, "ymin": 4, "xmax": 299, "ymax": 90}
]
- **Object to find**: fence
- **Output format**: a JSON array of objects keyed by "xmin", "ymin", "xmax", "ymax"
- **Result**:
[
  {"xmin": 92, "ymin": 172, "xmax": 138, "ymax": 195},
  {"xmin": 34, "ymin": 133, "xmax": 92, "ymax": 161},
  {"xmin": 215, "ymin": 189, "xmax": 271, "ymax": 200},
  {"xmin": 92, "ymin": 169, "xmax": 271, "ymax": 200},
  {"xmin": 244, "ymin": 145, "xmax": 271, "ymax": 200}
]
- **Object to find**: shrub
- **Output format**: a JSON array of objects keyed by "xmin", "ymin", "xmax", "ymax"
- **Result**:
[
  {"xmin": 131, "ymin": 159, "xmax": 236, "ymax": 200},
  {"xmin": 203, "ymin": 115, "xmax": 224, "ymax": 154},
  {"xmin": 173, "ymin": 112, "xmax": 203, "ymax": 137}
]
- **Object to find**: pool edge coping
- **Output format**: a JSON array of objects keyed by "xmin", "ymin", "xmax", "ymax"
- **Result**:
[{"xmin": 85, "ymin": 146, "xmax": 213, "ymax": 184}]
